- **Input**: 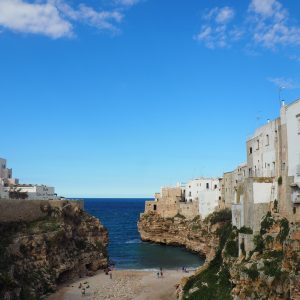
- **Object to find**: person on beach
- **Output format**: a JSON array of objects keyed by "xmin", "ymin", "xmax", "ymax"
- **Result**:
[
  {"xmin": 157, "ymin": 271, "xmax": 160, "ymax": 278},
  {"xmin": 160, "ymin": 271, "xmax": 163, "ymax": 278}
]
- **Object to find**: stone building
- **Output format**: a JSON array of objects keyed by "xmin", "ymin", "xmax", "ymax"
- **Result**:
[
  {"xmin": 144, "ymin": 186, "xmax": 199, "ymax": 219},
  {"xmin": 0, "ymin": 157, "xmax": 19, "ymax": 186}
]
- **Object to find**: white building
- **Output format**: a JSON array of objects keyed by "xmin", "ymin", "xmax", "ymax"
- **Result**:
[
  {"xmin": 246, "ymin": 118, "xmax": 280, "ymax": 178},
  {"xmin": 4, "ymin": 184, "xmax": 57, "ymax": 200},
  {"xmin": 281, "ymin": 99, "xmax": 300, "ymax": 206},
  {"xmin": 185, "ymin": 178, "xmax": 221, "ymax": 219},
  {"xmin": 0, "ymin": 157, "xmax": 58, "ymax": 200}
]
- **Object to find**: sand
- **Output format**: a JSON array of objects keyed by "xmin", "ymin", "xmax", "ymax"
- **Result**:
[{"xmin": 47, "ymin": 269, "xmax": 192, "ymax": 300}]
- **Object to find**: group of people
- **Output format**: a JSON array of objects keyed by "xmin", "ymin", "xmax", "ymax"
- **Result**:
[{"xmin": 156, "ymin": 267, "xmax": 163, "ymax": 278}]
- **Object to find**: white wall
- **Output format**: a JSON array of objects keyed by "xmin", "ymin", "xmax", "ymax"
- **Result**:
[
  {"xmin": 9, "ymin": 185, "xmax": 57, "ymax": 200},
  {"xmin": 198, "ymin": 189, "xmax": 220, "ymax": 218},
  {"xmin": 285, "ymin": 100, "xmax": 300, "ymax": 181},
  {"xmin": 247, "ymin": 119, "xmax": 279, "ymax": 178},
  {"xmin": 253, "ymin": 182, "xmax": 276, "ymax": 204},
  {"xmin": 185, "ymin": 178, "xmax": 220, "ymax": 202}
]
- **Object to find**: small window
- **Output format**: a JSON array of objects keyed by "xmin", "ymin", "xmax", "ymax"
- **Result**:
[
  {"xmin": 214, "ymin": 184, "xmax": 217, "ymax": 189},
  {"xmin": 293, "ymin": 206, "xmax": 296, "ymax": 214},
  {"xmin": 297, "ymin": 116, "xmax": 300, "ymax": 134},
  {"xmin": 153, "ymin": 204, "xmax": 157, "ymax": 211},
  {"xmin": 266, "ymin": 134, "xmax": 270, "ymax": 146},
  {"xmin": 249, "ymin": 147, "xmax": 253, "ymax": 154},
  {"xmin": 256, "ymin": 140, "xmax": 260, "ymax": 150},
  {"xmin": 206, "ymin": 183, "xmax": 209, "ymax": 189}
]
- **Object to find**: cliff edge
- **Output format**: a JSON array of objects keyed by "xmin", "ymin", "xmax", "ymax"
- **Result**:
[{"xmin": 0, "ymin": 201, "xmax": 108, "ymax": 299}]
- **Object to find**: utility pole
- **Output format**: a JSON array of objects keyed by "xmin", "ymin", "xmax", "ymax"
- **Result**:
[{"xmin": 279, "ymin": 86, "xmax": 285, "ymax": 107}]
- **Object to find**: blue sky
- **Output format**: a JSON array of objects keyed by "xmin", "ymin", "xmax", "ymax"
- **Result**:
[{"xmin": 1, "ymin": 0, "xmax": 300, "ymax": 197}]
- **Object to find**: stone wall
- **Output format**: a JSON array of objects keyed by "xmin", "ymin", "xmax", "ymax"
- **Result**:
[{"xmin": 0, "ymin": 199, "xmax": 83, "ymax": 223}]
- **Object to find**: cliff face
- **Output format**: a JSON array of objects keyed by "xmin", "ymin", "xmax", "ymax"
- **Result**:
[
  {"xmin": 230, "ymin": 214, "xmax": 300, "ymax": 300},
  {"xmin": 0, "ymin": 202, "xmax": 108, "ymax": 300},
  {"xmin": 182, "ymin": 211, "xmax": 300, "ymax": 300},
  {"xmin": 138, "ymin": 211, "xmax": 230, "ymax": 262}
]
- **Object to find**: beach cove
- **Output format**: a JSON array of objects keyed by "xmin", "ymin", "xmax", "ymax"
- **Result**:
[{"xmin": 48, "ymin": 269, "xmax": 193, "ymax": 300}]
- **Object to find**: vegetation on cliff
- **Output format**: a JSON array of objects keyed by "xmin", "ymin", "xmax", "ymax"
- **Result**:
[
  {"xmin": 182, "ymin": 209, "xmax": 235, "ymax": 300},
  {"xmin": 0, "ymin": 202, "xmax": 108, "ymax": 300},
  {"xmin": 183, "ymin": 209, "xmax": 300, "ymax": 300}
]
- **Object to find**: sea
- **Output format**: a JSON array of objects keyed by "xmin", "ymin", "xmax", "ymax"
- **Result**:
[{"xmin": 84, "ymin": 198, "xmax": 203, "ymax": 270}]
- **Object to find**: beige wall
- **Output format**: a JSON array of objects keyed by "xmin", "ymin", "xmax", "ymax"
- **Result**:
[{"xmin": 0, "ymin": 199, "xmax": 83, "ymax": 223}]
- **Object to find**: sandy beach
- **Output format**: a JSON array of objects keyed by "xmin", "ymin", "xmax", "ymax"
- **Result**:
[{"xmin": 47, "ymin": 269, "xmax": 191, "ymax": 300}]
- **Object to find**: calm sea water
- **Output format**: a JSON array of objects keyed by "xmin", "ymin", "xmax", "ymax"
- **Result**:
[{"xmin": 84, "ymin": 198, "xmax": 203, "ymax": 270}]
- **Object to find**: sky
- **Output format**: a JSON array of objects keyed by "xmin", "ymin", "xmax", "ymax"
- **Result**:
[{"xmin": 0, "ymin": 0, "xmax": 300, "ymax": 197}]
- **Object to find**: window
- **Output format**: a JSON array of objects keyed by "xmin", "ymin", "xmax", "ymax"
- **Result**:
[
  {"xmin": 249, "ymin": 147, "xmax": 253, "ymax": 154},
  {"xmin": 298, "ymin": 117, "xmax": 300, "ymax": 134},
  {"xmin": 189, "ymin": 191, "xmax": 191, "ymax": 197},
  {"xmin": 206, "ymin": 183, "xmax": 209, "ymax": 189},
  {"xmin": 214, "ymin": 184, "xmax": 217, "ymax": 190},
  {"xmin": 153, "ymin": 204, "xmax": 157, "ymax": 211},
  {"xmin": 256, "ymin": 140, "xmax": 260, "ymax": 150},
  {"xmin": 266, "ymin": 134, "xmax": 270, "ymax": 146}
]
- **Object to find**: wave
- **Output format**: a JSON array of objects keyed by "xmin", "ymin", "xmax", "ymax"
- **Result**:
[{"xmin": 125, "ymin": 239, "xmax": 142, "ymax": 244}]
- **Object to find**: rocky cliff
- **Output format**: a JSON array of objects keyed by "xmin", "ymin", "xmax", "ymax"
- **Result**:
[
  {"xmin": 182, "ymin": 211, "xmax": 300, "ymax": 300},
  {"xmin": 0, "ymin": 202, "xmax": 108, "ymax": 300},
  {"xmin": 230, "ymin": 213, "xmax": 300, "ymax": 300},
  {"xmin": 138, "ymin": 210, "xmax": 232, "ymax": 263},
  {"xmin": 139, "ymin": 209, "xmax": 300, "ymax": 300}
]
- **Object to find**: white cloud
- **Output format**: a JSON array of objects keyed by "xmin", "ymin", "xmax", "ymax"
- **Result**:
[
  {"xmin": 248, "ymin": 0, "xmax": 300, "ymax": 48},
  {"xmin": 57, "ymin": 2, "xmax": 123, "ymax": 33},
  {"xmin": 250, "ymin": 0, "xmax": 279, "ymax": 17},
  {"xmin": 196, "ymin": 0, "xmax": 300, "ymax": 50},
  {"xmin": 0, "ymin": 0, "xmax": 72, "ymax": 38},
  {"xmin": 115, "ymin": 0, "xmax": 140, "ymax": 6},
  {"xmin": 0, "ymin": 0, "xmax": 135, "ymax": 38},
  {"xmin": 194, "ymin": 6, "xmax": 239, "ymax": 49},
  {"xmin": 268, "ymin": 77, "xmax": 300, "ymax": 89},
  {"xmin": 215, "ymin": 7, "xmax": 235, "ymax": 24}
]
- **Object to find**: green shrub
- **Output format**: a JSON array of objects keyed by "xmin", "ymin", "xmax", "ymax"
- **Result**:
[
  {"xmin": 253, "ymin": 234, "xmax": 264, "ymax": 253},
  {"xmin": 239, "ymin": 226, "xmax": 253, "ymax": 234},
  {"xmin": 273, "ymin": 199, "xmax": 278, "ymax": 212},
  {"xmin": 260, "ymin": 212, "xmax": 274, "ymax": 235},
  {"xmin": 265, "ymin": 235, "xmax": 274, "ymax": 246},
  {"xmin": 277, "ymin": 218, "xmax": 289, "ymax": 244},
  {"xmin": 243, "ymin": 264, "xmax": 259, "ymax": 280},
  {"xmin": 240, "ymin": 241, "xmax": 246, "ymax": 256},
  {"xmin": 191, "ymin": 224, "xmax": 201, "ymax": 231},
  {"xmin": 224, "ymin": 240, "xmax": 239, "ymax": 257},
  {"xmin": 263, "ymin": 260, "xmax": 281, "ymax": 278},
  {"xmin": 209, "ymin": 209, "xmax": 232, "ymax": 225}
]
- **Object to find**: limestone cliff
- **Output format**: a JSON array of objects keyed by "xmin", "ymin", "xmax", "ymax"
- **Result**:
[
  {"xmin": 138, "ymin": 210, "xmax": 232, "ymax": 263},
  {"xmin": 182, "ymin": 211, "xmax": 300, "ymax": 300},
  {"xmin": 230, "ymin": 213, "xmax": 300, "ymax": 300},
  {"xmin": 0, "ymin": 202, "xmax": 108, "ymax": 299}
]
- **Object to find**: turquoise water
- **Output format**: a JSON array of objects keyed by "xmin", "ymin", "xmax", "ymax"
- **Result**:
[{"xmin": 84, "ymin": 198, "xmax": 204, "ymax": 270}]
